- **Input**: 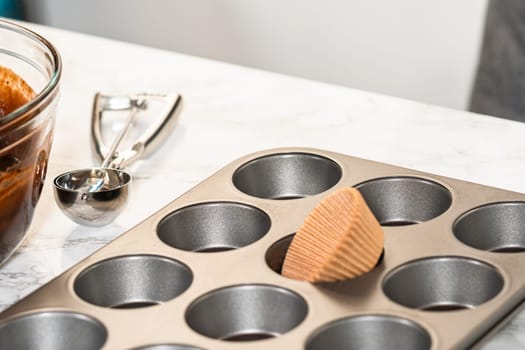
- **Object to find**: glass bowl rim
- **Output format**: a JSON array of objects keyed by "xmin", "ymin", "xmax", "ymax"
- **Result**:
[{"xmin": 0, "ymin": 19, "xmax": 62, "ymax": 127}]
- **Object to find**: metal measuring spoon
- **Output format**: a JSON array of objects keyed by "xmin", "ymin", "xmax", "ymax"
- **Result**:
[{"xmin": 53, "ymin": 92, "xmax": 182, "ymax": 226}]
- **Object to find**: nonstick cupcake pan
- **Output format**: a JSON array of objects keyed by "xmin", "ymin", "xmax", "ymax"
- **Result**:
[{"xmin": 1, "ymin": 147, "xmax": 524, "ymax": 349}]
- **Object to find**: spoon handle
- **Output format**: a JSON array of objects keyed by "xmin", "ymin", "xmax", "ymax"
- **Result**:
[
  {"xmin": 91, "ymin": 92, "xmax": 182, "ymax": 170},
  {"xmin": 99, "ymin": 98, "xmax": 146, "ymax": 169}
]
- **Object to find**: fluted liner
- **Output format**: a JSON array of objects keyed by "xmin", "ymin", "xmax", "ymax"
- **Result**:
[{"xmin": 282, "ymin": 187, "xmax": 384, "ymax": 282}]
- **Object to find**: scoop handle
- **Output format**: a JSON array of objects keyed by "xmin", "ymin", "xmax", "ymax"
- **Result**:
[
  {"xmin": 99, "ymin": 98, "xmax": 144, "ymax": 169},
  {"xmin": 91, "ymin": 92, "xmax": 183, "ymax": 169}
]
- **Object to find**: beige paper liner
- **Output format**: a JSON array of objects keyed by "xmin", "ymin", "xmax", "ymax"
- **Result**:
[{"xmin": 282, "ymin": 187, "xmax": 384, "ymax": 282}]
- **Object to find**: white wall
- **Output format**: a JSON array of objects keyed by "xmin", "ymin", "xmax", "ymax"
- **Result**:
[{"xmin": 22, "ymin": 0, "xmax": 488, "ymax": 110}]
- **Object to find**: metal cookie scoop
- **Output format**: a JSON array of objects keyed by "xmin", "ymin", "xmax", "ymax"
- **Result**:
[{"xmin": 53, "ymin": 92, "xmax": 182, "ymax": 226}]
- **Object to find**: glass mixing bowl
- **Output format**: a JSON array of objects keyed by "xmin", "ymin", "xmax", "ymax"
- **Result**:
[{"xmin": 0, "ymin": 20, "xmax": 61, "ymax": 264}]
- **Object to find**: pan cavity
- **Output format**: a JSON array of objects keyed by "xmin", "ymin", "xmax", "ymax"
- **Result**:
[
  {"xmin": 232, "ymin": 152, "xmax": 342, "ymax": 199},
  {"xmin": 265, "ymin": 234, "xmax": 296, "ymax": 274},
  {"xmin": 185, "ymin": 284, "xmax": 307, "ymax": 342},
  {"xmin": 305, "ymin": 314, "xmax": 431, "ymax": 350},
  {"xmin": 355, "ymin": 176, "xmax": 452, "ymax": 226},
  {"xmin": 0, "ymin": 311, "xmax": 107, "ymax": 350},
  {"xmin": 74, "ymin": 255, "xmax": 192, "ymax": 309},
  {"xmin": 382, "ymin": 256, "xmax": 503, "ymax": 311},
  {"xmin": 264, "ymin": 234, "xmax": 383, "ymax": 277},
  {"xmin": 453, "ymin": 202, "xmax": 525, "ymax": 253},
  {"xmin": 131, "ymin": 345, "xmax": 204, "ymax": 350},
  {"xmin": 157, "ymin": 202, "xmax": 271, "ymax": 252}
]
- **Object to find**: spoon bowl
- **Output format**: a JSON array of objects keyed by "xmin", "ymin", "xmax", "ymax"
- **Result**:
[{"xmin": 53, "ymin": 168, "xmax": 131, "ymax": 226}]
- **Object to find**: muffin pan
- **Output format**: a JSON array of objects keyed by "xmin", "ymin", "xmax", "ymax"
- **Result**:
[{"xmin": 1, "ymin": 147, "xmax": 525, "ymax": 349}]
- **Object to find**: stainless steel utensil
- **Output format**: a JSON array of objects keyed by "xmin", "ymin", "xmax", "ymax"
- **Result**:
[{"xmin": 53, "ymin": 92, "xmax": 182, "ymax": 226}]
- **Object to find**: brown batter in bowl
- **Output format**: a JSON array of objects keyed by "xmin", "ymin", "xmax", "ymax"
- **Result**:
[
  {"xmin": 0, "ymin": 66, "xmax": 35, "ymax": 118},
  {"xmin": 0, "ymin": 20, "xmax": 61, "ymax": 265}
]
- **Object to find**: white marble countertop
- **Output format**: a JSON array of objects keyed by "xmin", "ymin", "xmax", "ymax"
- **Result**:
[{"xmin": 1, "ymin": 21, "xmax": 525, "ymax": 349}]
